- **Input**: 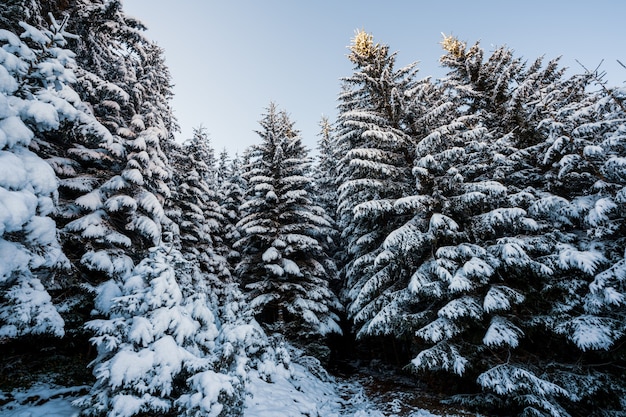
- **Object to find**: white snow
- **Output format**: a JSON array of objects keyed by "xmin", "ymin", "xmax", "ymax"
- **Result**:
[
  {"xmin": 108, "ymin": 348, "xmax": 156, "ymax": 390},
  {"xmin": 587, "ymin": 197, "xmax": 617, "ymax": 226},
  {"xmin": 0, "ymin": 188, "xmax": 38, "ymax": 234},
  {"xmin": 558, "ymin": 315, "xmax": 621, "ymax": 351},
  {"xmin": 104, "ymin": 194, "xmax": 137, "ymax": 212},
  {"xmin": 19, "ymin": 100, "xmax": 59, "ymax": 131},
  {"xmin": 557, "ymin": 244, "xmax": 605, "ymax": 275},
  {"xmin": 482, "ymin": 316, "xmax": 524, "ymax": 348},
  {"xmin": 0, "ymin": 115, "xmax": 33, "ymax": 148},
  {"xmin": 0, "ymin": 151, "xmax": 28, "ymax": 190},
  {"xmin": 262, "ymin": 247, "xmax": 280, "ymax": 263},
  {"xmin": 127, "ymin": 215, "xmax": 161, "ymax": 244},
  {"xmin": 428, "ymin": 213, "xmax": 459, "ymax": 233},
  {"xmin": 477, "ymin": 364, "xmax": 568, "ymax": 398},
  {"xmin": 0, "ymin": 239, "xmax": 29, "ymax": 281},
  {"xmin": 81, "ymin": 249, "xmax": 134, "ymax": 276},
  {"xmin": 483, "ymin": 285, "xmax": 524, "ymax": 313},
  {"xmin": 412, "ymin": 342, "xmax": 468, "ymax": 376},
  {"xmin": 0, "ymin": 368, "xmax": 454, "ymax": 417},
  {"xmin": 178, "ymin": 370, "xmax": 235, "ymax": 416},
  {"xmin": 416, "ymin": 317, "xmax": 462, "ymax": 343},
  {"xmin": 0, "ymin": 274, "xmax": 65, "ymax": 337},
  {"xmin": 23, "ymin": 215, "xmax": 57, "ymax": 246},
  {"xmin": 93, "ymin": 279, "xmax": 122, "ymax": 314},
  {"xmin": 282, "ymin": 258, "xmax": 301, "ymax": 276},
  {"xmin": 122, "ymin": 168, "xmax": 144, "ymax": 185},
  {"xmin": 75, "ymin": 190, "xmax": 102, "ymax": 210},
  {"xmin": 0, "ymin": 384, "xmax": 86, "ymax": 417},
  {"xmin": 137, "ymin": 191, "xmax": 165, "ymax": 218},
  {"xmin": 264, "ymin": 263, "xmax": 285, "ymax": 277},
  {"xmin": 437, "ymin": 296, "xmax": 483, "ymax": 320},
  {"xmin": 0, "ymin": 65, "xmax": 18, "ymax": 93}
]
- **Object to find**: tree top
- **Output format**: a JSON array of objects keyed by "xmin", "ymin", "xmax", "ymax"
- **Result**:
[
  {"xmin": 440, "ymin": 33, "xmax": 466, "ymax": 59},
  {"xmin": 348, "ymin": 29, "xmax": 381, "ymax": 63}
]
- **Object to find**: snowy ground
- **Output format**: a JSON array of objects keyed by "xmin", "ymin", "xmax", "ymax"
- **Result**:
[{"xmin": 0, "ymin": 359, "xmax": 475, "ymax": 417}]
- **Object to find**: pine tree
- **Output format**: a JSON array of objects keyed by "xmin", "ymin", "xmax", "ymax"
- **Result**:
[
  {"xmin": 75, "ymin": 246, "xmax": 240, "ymax": 417},
  {"xmin": 235, "ymin": 103, "xmax": 341, "ymax": 349},
  {"xmin": 314, "ymin": 116, "xmax": 339, "ymax": 223},
  {"xmin": 0, "ymin": 20, "xmax": 76, "ymax": 339},
  {"xmin": 372, "ymin": 36, "xmax": 626, "ymax": 416},
  {"xmin": 335, "ymin": 31, "xmax": 430, "ymax": 352},
  {"xmin": 168, "ymin": 126, "xmax": 229, "ymax": 281},
  {"xmin": 335, "ymin": 31, "xmax": 425, "ymax": 334},
  {"xmin": 218, "ymin": 152, "xmax": 247, "ymax": 266}
]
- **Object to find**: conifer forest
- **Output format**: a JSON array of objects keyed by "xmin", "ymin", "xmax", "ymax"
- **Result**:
[{"xmin": 1, "ymin": 1, "xmax": 625, "ymax": 416}]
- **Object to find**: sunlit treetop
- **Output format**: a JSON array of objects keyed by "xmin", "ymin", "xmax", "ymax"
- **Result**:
[
  {"xmin": 440, "ymin": 32, "xmax": 466, "ymax": 59},
  {"xmin": 348, "ymin": 29, "xmax": 381, "ymax": 63}
]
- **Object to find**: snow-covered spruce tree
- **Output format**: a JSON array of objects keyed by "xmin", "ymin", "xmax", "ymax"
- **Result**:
[
  {"xmin": 216, "ymin": 148, "xmax": 230, "ymax": 187},
  {"xmin": 168, "ymin": 126, "xmax": 230, "ymax": 281},
  {"xmin": 235, "ymin": 103, "xmax": 341, "ymax": 355},
  {"xmin": 346, "ymin": 81, "xmax": 450, "ymax": 343},
  {"xmin": 0, "ymin": 1, "xmax": 169, "ymax": 321},
  {"xmin": 312, "ymin": 116, "xmax": 342, "ymax": 284},
  {"xmin": 34, "ymin": 0, "xmax": 177, "ymax": 326},
  {"xmin": 75, "ymin": 245, "xmax": 244, "ymax": 417},
  {"xmin": 335, "ymin": 31, "xmax": 425, "ymax": 337},
  {"xmin": 218, "ymin": 152, "xmax": 247, "ymax": 266},
  {"xmin": 527, "ymin": 72, "xmax": 626, "ymax": 414},
  {"xmin": 363, "ymin": 36, "xmax": 616, "ymax": 416},
  {"xmin": 0, "ymin": 20, "xmax": 77, "ymax": 339},
  {"xmin": 406, "ymin": 38, "xmax": 576, "ymax": 416},
  {"xmin": 314, "ymin": 116, "xmax": 339, "ymax": 225}
]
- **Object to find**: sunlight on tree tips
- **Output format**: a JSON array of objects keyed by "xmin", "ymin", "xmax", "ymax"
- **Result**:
[
  {"xmin": 348, "ymin": 29, "xmax": 380, "ymax": 63},
  {"xmin": 440, "ymin": 33, "xmax": 466, "ymax": 58}
]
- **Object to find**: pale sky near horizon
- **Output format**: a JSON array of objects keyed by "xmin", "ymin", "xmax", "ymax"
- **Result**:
[{"xmin": 123, "ymin": 0, "xmax": 626, "ymax": 156}]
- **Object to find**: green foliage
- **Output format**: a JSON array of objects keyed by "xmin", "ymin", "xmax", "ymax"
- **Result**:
[
  {"xmin": 336, "ymin": 33, "xmax": 626, "ymax": 416},
  {"xmin": 236, "ymin": 103, "xmax": 342, "ymax": 344},
  {"xmin": 2, "ymin": 3, "xmax": 626, "ymax": 416}
]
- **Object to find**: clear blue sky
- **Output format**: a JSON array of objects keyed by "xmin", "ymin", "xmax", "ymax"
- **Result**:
[{"xmin": 123, "ymin": 0, "xmax": 626, "ymax": 155}]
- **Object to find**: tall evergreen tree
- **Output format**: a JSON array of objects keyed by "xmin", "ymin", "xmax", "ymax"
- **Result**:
[
  {"xmin": 33, "ymin": 0, "xmax": 177, "ymax": 326},
  {"xmin": 235, "ymin": 103, "xmax": 341, "ymax": 348},
  {"xmin": 314, "ymin": 116, "xmax": 339, "ymax": 223},
  {"xmin": 334, "ymin": 30, "xmax": 424, "ymax": 332},
  {"xmin": 529, "ymin": 71, "xmax": 626, "ymax": 414},
  {"xmin": 0, "ymin": 19, "xmax": 77, "ymax": 339},
  {"xmin": 364, "ymin": 35, "xmax": 626, "ymax": 416},
  {"xmin": 218, "ymin": 152, "xmax": 247, "ymax": 266},
  {"xmin": 168, "ymin": 126, "xmax": 229, "ymax": 280},
  {"xmin": 75, "ymin": 246, "xmax": 230, "ymax": 417}
]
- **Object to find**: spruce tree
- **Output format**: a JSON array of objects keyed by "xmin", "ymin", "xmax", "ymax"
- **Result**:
[
  {"xmin": 0, "ymin": 20, "xmax": 76, "ymax": 339},
  {"xmin": 218, "ymin": 152, "xmax": 247, "ymax": 265},
  {"xmin": 529, "ymin": 71, "xmax": 626, "ymax": 414},
  {"xmin": 168, "ymin": 126, "xmax": 229, "ymax": 281},
  {"xmin": 370, "ymin": 35, "xmax": 626, "ymax": 416},
  {"xmin": 334, "ymin": 31, "xmax": 425, "ymax": 337},
  {"xmin": 75, "ymin": 246, "xmax": 241, "ymax": 417},
  {"xmin": 37, "ymin": 0, "xmax": 177, "ymax": 324},
  {"xmin": 402, "ymin": 37, "xmax": 577, "ymax": 416},
  {"xmin": 333, "ymin": 33, "xmax": 449, "ymax": 370},
  {"xmin": 235, "ymin": 103, "xmax": 341, "ymax": 350},
  {"xmin": 314, "ymin": 116, "xmax": 339, "ymax": 224}
]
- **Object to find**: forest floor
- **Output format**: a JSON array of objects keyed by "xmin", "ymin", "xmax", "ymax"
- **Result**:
[{"xmin": 0, "ymin": 356, "xmax": 480, "ymax": 417}]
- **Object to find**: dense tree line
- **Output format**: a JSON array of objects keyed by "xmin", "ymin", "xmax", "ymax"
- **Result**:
[
  {"xmin": 0, "ymin": 2, "xmax": 624, "ymax": 416},
  {"xmin": 333, "ymin": 32, "xmax": 626, "ymax": 416}
]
